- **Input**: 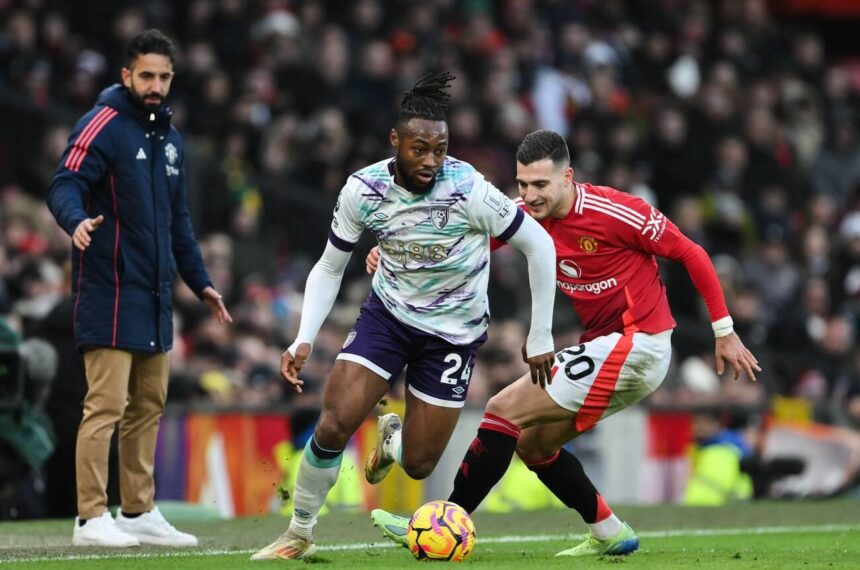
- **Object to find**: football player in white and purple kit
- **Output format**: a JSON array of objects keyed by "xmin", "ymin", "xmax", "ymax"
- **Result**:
[{"xmin": 251, "ymin": 73, "xmax": 557, "ymax": 560}]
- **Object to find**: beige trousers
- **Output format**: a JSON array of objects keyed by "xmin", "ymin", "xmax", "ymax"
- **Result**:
[{"xmin": 76, "ymin": 348, "xmax": 169, "ymax": 519}]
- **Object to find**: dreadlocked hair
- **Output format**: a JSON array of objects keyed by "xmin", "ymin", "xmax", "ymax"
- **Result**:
[{"xmin": 397, "ymin": 71, "xmax": 455, "ymax": 126}]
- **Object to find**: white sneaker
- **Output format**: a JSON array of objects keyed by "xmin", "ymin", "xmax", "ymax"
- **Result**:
[
  {"xmin": 72, "ymin": 512, "xmax": 140, "ymax": 547},
  {"xmin": 115, "ymin": 506, "xmax": 198, "ymax": 547}
]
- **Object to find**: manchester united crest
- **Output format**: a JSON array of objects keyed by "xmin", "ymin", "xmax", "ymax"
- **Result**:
[
  {"xmin": 579, "ymin": 235, "xmax": 598, "ymax": 253},
  {"xmin": 164, "ymin": 143, "xmax": 178, "ymax": 165}
]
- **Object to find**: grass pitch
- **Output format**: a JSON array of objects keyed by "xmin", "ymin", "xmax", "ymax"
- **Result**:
[{"xmin": 1, "ymin": 501, "xmax": 858, "ymax": 568}]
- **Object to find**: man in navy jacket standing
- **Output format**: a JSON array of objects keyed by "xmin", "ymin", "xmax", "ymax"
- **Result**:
[{"xmin": 47, "ymin": 29, "xmax": 231, "ymax": 548}]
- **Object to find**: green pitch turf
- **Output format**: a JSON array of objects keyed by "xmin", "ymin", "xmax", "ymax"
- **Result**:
[{"xmin": 1, "ymin": 501, "xmax": 858, "ymax": 568}]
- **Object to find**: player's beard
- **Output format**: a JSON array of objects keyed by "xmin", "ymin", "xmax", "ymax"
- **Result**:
[{"xmin": 395, "ymin": 154, "xmax": 436, "ymax": 194}]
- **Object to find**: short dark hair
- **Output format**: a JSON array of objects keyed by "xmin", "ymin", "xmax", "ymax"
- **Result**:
[
  {"xmin": 126, "ymin": 29, "xmax": 176, "ymax": 67},
  {"xmin": 516, "ymin": 129, "xmax": 570, "ymax": 167},
  {"xmin": 396, "ymin": 71, "xmax": 455, "ymax": 128}
]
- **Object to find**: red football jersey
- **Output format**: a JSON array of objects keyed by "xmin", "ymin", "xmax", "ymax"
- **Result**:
[{"xmin": 506, "ymin": 183, "xmax": 728, "ymax": 342}]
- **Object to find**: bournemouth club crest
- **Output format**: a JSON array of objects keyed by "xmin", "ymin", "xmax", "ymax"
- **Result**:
[{"xmin": 431, "ymin": 206, "xmax": 450, "ymax": 230}]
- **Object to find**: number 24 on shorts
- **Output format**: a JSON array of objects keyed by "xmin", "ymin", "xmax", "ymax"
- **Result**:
[{"xmin": 440, "ymin": 354, "xmax": 472, "ymax": 385}]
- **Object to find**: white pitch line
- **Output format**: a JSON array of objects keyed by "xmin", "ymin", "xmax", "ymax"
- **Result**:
[
  {"xmin": 637, "ymin": 525, "xmax": 857, "ymax": 538},
  {"xmin": 0, "ymin": 524, "xmax": 855, "ymax": 564}
]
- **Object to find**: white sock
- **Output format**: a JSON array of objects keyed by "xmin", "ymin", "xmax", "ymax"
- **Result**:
[
  {"xmin": 589, "ymin": 514, "xmax": 622, "ymax": 540},
  {"xmin": 288, "ymin": 438, "xmax": 343, "ymax": 539},
  {"xmin": 383, "ymin": 429, "xmax": 403, "ymax": 466}
]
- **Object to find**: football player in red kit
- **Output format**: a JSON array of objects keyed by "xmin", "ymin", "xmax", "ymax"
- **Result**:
[{"xmin": 369, "ymin": 129, "xmax": 759, "ymax": 557}]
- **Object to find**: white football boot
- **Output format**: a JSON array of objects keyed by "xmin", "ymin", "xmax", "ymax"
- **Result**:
[
  {"xmin": 251, "ymin": 528, "xmax": 317, "ymax": 560},
  {"xmin": 365, "ymin": 412, "xmax": 402, "ymax": 484}
]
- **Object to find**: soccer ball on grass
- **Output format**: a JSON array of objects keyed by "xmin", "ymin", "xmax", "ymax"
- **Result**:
[{"xmin": 406, "ymin": 500, "xmax": 476, "ymax": 562}]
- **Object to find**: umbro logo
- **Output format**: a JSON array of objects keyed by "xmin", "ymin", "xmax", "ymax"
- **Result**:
[{"xmin": 136, "ymin": 148, "xmax": 147, "ymax": 160}]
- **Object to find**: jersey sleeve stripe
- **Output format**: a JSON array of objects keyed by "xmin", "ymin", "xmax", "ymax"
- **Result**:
[
  {"xmin": 496, "ymin": 206, "xmax": 525, "ymax": 241},
  {"xmin": 586, "ymin": 194, "xmax": 646, "ymax": 222},
  {"xmin": 328, "ymin": 229, "xmax": 357, "ymax": 252},
  {"xmin": 583, "ymin": 200, "xmax": 644, "ymax": 229},
  {"xmin": 68, "ymin": 108, "xmax": 118, "ymax": 172},
  {"xmin": 65, "ymin": 107, "xmax": 113, "ymax": 169}
]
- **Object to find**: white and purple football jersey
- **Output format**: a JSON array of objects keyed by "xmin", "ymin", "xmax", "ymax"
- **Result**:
[{"xmin": 330, "ymin": 156, "xmax": 523, "ymax": 344}]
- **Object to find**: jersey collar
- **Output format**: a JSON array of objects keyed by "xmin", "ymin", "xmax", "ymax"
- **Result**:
[{"xmin": 573, "ymin": 182, "xmax": 587, "ymax": 215}]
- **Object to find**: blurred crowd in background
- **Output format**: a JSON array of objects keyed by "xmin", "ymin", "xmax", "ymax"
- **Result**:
[{"xmin": 2, "ymin": 0, "xmax": 860, "ymax": 436}]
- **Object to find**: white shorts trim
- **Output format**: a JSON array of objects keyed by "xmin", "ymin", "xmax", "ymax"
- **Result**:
[
  {"xmin": 407, "ymin": 384, "xmax": 465, "ymax": 409},
  {"xmin": 336, "ymin": 353, "xmax": 392, "ymax": 380}
]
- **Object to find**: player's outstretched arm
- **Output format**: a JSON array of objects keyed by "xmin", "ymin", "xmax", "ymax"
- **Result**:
[
  {"xmin": 281, "ymin": 240, "xmax": 351, "ymax": 392},
  {"xmin": 654, "ymin": 217, "xmax": 761, "ymax": 383},
  {"xmin": 504, "ymin": 214, "xmax": 556, "ymax": 388}
]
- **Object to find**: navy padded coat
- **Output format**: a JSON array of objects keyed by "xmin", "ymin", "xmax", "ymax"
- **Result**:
[{"xmin": 48, "ymin": 84, "xmax": 211, "ymax": 352}]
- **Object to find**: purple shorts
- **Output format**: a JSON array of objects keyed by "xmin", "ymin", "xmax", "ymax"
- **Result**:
[{"xmin": 337, "ymin": 292, "xmax": 486, "ymax": 408}]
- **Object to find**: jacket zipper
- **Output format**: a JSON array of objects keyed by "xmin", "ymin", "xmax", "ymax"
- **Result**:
[{"xmin": 149, "ymin": 113, "xmax": 162, "ymax": 351}]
